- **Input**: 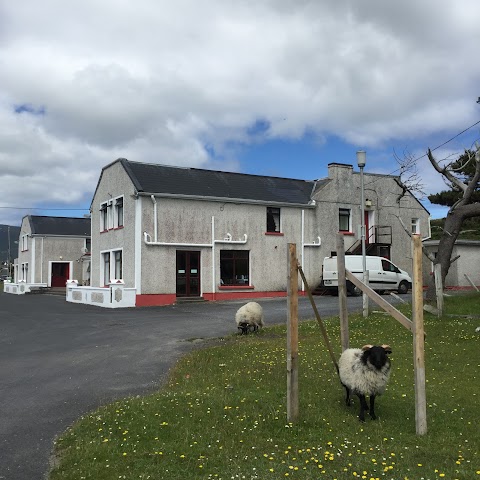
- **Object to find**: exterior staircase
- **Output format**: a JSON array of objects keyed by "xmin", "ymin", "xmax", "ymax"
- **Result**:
[{"xmin": 347, "ymin": 225, "xmax": 392, "ymax": 258}]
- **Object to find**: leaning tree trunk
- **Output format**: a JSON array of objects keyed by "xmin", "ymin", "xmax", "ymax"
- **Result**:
[{"xmin": 426, "ymin": 203, "xmax": 480, "ymax": 301}]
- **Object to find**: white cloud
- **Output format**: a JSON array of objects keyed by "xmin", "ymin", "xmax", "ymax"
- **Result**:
[{"xmin": 1, "ymin": 0, "xmax": 479, "ymax": 223}]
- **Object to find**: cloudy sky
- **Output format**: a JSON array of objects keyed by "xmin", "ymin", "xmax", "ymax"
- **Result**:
[{"xmin": 1, "ymin": 0, "xmax": 479, "ymax": 225}]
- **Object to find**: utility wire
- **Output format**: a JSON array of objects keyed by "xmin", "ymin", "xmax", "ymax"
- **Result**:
[{"xmin": 364, "ymin": 118, "xmax": 480, "ymax": 186}]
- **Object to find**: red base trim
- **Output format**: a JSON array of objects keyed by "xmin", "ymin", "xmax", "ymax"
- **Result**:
[
  {"xmin": 204, "ymin": 290, "xmax": 303, "ymax": 301},
  {"xmin": 136, "ymin": 290, "xmax": 306, "ymax": 307},
  {"xmin": 136, "ymin": 294, "xmax": 177, "ymax": 307}
]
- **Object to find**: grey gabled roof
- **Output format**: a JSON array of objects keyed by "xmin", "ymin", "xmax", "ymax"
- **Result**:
[
  {"xmin": 28, "ymin": 216, "xmax": 91, "ymax": 237},
  {"xmin": 118, "ymin": 158, "xmax": 316, "ymax": 205}
]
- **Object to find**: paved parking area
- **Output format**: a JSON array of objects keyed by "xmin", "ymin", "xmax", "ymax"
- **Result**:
[{"xmin": 0, "ymin": 290, "xmax": 404, "ymax": 479}]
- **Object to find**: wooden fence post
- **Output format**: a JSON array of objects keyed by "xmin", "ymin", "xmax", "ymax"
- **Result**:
[
  {"xmin": 434, "ymin": 263, "xmax": 444, "ymax": 317},
  {"xmin": 336, "ymin": 233, "xmax": 349, "ymax": 351},
  {"xmin": 412, "ymin": 235, "xmax": 427, "ymax": 435},
  {"xmin": 287, "ymin": 243, "xmax": 299, "ymax": 423}
]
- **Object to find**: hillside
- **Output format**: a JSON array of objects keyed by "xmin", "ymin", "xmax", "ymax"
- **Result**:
[
  {"xmin": 0, "ymin": 224, "xmax": 21, "ymax": 262},
  {"xmin": 430, "ymin": 217, "xmax": 480, "ymax": 240}
]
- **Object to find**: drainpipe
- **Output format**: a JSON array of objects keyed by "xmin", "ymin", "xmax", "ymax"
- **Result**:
[
  {"xmin": 150, "ymin": 195, "xmax": 158, "ymax": 242},
  {"xmin": 211, "ymin": 216, "xmax": 215, "ymax": 300},
  {"xmin": 301, "ymin": 210, "xmax": 305, "ymax": 292}
]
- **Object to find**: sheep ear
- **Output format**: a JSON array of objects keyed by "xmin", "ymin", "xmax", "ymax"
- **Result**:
[
  {"xmin": 382, "ymin": 344, "xmax": 392, "ymax": 354},
  {"xmin": 361, "ymin": 344, "xmax": 373, "ymax": 351}
]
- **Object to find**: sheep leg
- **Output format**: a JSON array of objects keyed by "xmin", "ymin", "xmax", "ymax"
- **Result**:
[
  {"xmin": 369, "ymin": 395, "xmax": 376, "ymax": 420},
  {"xmin": 343, "ymin": 384, "xmax": 351, "ymax": 406},
  {"xmin": 357, "ymin": 394, "xmax": 369, "ymax": 422}
]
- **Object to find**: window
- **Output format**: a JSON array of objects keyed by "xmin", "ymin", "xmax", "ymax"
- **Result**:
[
  {"xmin": 115, "ymin": 197, "xmax": 124, "ymax": 228},
  {"xmin": 101, "ymin": 249, "xmax": 123, "ymax": 285},
  {"xmin": 381, "ymin": 259, "xmax": 398, "ymax": 272},
  {"xmin": 339, "ymin": 208, "xmax": 351, "ymax": 232},
  {"xmin": 266, "ymin": 207, "xmax": 281, "ymax": 233},
  {"xmin": 102, "ymin": 252, "xmax": 110, "ymax": 285},
  {"xmin": 21, "ymin": 234, "xmax": 28, "ymax": 251},
  {"xmin": 411, "ymin": 218, "xmax": 420, "ymax": 234},
  {"xmin": 220, "ymin": 250, "xmax": 249, "ymax": 286},
  {"xmin": 114, "ymin": 250, "xmax": 122, "ymax": 279},
  {"xmin": 21, "ymin": 262, "xmax": 29, "ymax": 282},
  {"xmin": 100, "ymin": 203, "xmax": 108, "ymax": 231},
  {"xmin": 85, "ymin": 238, "xmax": 91, "ymax": 253}
]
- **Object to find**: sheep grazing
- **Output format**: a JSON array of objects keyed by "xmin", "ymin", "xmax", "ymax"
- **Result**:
[
  {"xmin": 235, "ymin": 301, "xmax": 265, "ymax": 334},
  {"xmin": 338, "ymin": 344, "xmax": 392, "ymax": 422}
]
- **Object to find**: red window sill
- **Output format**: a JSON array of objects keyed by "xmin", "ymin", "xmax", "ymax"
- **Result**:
[
  {"xmin": 100, "ymin": 230, "xmax": 109, "ymax": 234},
  {"xmin": 339, "ymin": 231, "xmax": 355, "ymax": 236},
  {"xmin": 113, "ymin": 226, "xmax": 124, "ymax": 230},
  {"xmin": 219, "ymin": 285, "xmax": 254, "ymax": 290},
  {"xmin": 265, "ymin": 232, "xmax": 284, "ymax": 236}
]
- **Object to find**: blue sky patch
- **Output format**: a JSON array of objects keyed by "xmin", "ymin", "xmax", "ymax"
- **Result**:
[{"xmin": 14, "ymin": 103, "xmax": 46, "ymax": 116}]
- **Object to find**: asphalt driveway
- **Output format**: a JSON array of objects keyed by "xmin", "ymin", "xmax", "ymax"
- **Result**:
[{"xmin": 0, "ymin": 290, "xmax": 406, "ymax": 479}]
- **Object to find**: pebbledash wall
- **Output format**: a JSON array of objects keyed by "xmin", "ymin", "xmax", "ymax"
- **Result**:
[
  {"xmin": 422, "ymin": 239, "xmax": 480, "ymax": 288},
  {"xmin": 67, "ymin": 160, "xmax": 430, "ymax": 308}
]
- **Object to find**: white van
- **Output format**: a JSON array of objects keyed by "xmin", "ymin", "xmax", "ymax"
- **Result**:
[{"xmin": 322, "ymin": 255, "xmax": 412, "ymax": 296}]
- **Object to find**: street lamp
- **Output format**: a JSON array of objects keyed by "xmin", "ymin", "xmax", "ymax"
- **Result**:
[{"xmin": 356, "ymin": 151, "xmax": 368, "ymax": 317}]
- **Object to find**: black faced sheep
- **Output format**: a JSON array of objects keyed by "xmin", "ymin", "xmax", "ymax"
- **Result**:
[
  {"xmin": 235, "ymin": 301, "xmax": 264, "ymax": 334},
  {"xmin": 338, "ymin": 344, "xmax": 392, "ymax": 421}
]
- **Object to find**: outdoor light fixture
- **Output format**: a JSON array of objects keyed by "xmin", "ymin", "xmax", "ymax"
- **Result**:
[{"xmin": 356, "ymin": 150, "xmax": 366, "ymax": 168}]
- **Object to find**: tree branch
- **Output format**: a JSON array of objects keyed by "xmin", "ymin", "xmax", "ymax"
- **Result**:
[{"xmin": 427, "ymin": 149, "xmax": 467, "ymax": 193}]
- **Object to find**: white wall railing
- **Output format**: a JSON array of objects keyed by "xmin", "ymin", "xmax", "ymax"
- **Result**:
[{"xmin": 66, "ymin": 280, "xmax": 136, "ymax": 308}]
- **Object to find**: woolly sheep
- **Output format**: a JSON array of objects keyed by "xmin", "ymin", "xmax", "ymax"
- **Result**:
[
  {"xmin": 235, "ymin": 302, "xmax": 265, "ymax": 334},
  {"xmin": 338, "ymin": 344, "xmax": 392, "ymax": 421}
]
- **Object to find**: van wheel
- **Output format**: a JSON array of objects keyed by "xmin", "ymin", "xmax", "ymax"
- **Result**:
[
  {"xmin": 398, "ymin": 281, "xmax": 409, "ymax": 294},
  {"xmin": 347, "ymin": 282, "xmax": 361, "ymax": 296}
]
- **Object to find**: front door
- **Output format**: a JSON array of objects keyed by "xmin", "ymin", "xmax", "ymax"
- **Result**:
[
  {"xmin": 176, "ymin": 251, "xmax": 200, "ymax": 297},
  {"xmin": 51, "ymin": 262, "xmax": 69, "ymax": 287}
]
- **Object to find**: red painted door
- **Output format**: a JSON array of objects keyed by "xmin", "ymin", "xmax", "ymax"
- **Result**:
[{"xmin": 51, "ymin": 263, "xmax": 69, "ymax": 287}]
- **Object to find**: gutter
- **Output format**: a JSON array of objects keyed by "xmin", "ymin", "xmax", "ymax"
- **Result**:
[{"xmin": 138, "ymin": 191, "xmax": 315, "ymax": 209}]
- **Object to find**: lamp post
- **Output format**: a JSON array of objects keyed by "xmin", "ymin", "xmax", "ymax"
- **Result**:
[
  {"xmin": 7, "ymin": 225, "xmax": 11, "ymax": 279},
  {"xmin": 356, "ymin": 151, "xmax": 369, "ymax": 317}
]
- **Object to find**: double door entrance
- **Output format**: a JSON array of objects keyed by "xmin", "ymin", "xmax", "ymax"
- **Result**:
[{"xmin": 176, "ymin": 251, "xmax": 200, "ymax": 297}]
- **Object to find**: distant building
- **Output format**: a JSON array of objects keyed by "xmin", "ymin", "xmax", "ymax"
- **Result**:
[
  {"xmin": 423, "ymin": 239, "xmax": 480, "ymax": 288},
  {"xmin": 4, "ymin": 215, "xmax": 90, "ymax": 295}
]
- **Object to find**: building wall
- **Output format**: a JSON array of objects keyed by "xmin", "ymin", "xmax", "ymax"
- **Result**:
[
  {"xmin": 140, "ymin": 196, "xmax": 320, "ymax": 295},
  {"xmin": 91, "ymin": 161, "xmax": 430, "ymax": 305},
  {"xmin": 91, "ymin": 161, "xmax": 137, "ymax": 288},
  {"xmin": 423, "ymin": 241, "xmax": 480, "ymax": 287},
  {"xmin": 313, "ymin": 164, "xmax": 430, "ymax": 276},
  {"xmin": 39, "ymin": 236, "xmax": 86, "ymax": 284},
  {"xmin": 16, "ymin": 217, "xmax": 32, "ymax": 282}
]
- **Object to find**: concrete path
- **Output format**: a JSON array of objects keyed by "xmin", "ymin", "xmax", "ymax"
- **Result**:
[{"xmin": 0, "ymin": 290, "xmax": 406, "ymax": 479}]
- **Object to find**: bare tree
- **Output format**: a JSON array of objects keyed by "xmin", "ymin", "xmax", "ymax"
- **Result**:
[
  {"xmin": 425, "ymin": 146, "xmax": 480, "ymax": 300},
  {"xmin": 395, "ymin": 145, "xmax": 480, "ymax": 301}
]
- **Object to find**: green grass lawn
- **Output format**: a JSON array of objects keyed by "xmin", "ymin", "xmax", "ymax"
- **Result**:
[{"xmin": 50, "ymin": 295, "xmax": 480, "ymax": 480}]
